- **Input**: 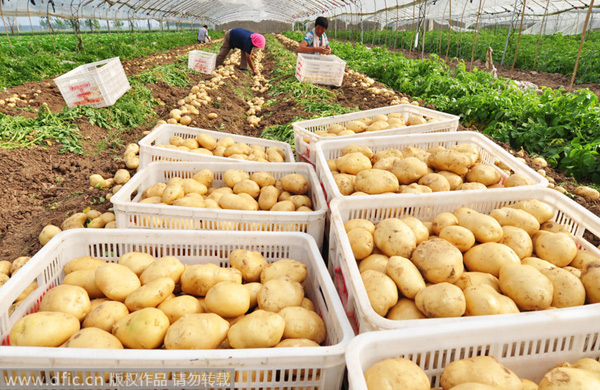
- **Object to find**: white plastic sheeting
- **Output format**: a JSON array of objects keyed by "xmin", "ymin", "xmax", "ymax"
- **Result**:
[{"xmin": 0, "ymin": 0, "xmax": 597, "ymax": 32}]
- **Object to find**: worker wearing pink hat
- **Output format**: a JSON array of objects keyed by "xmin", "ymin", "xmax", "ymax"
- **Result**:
[{"xmin": 216, "ymin": 28, "xmax": 266, "ymax": 76}]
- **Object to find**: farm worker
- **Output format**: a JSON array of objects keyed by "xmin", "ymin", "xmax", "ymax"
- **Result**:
[
  {"xmin": 215, "ymin": 28, "xmax": 266, "ymax": 76},
  {"xmin": 297, "ymin": 16, "xmax": 331, "ymax": 55},
  {"xmin": 197, "ymin": 25, "xmax": 211, "ymax": 43}
]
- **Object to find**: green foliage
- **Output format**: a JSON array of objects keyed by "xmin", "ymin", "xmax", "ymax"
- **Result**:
[{"xmin": 136, "ymin": 62, "xmax": 191, "ymax": 87}]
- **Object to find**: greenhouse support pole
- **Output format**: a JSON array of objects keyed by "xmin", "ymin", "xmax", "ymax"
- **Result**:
[
  {"xmin": 394, "ymin": 0, "xmax": 399, "ymax": 48},
  {"xmin": 446, "ymin": 0, "xmax": 452, "ymax": 58},
  {"xmin": 409, "ymin": 0, "xmax": 415, "ymax": 54},
  {"xmin": 501, "ymin": 0, "xmax": 519, "ymax": 65},
  {"xmin": 27, "ymin": 0, "xmax": 39, "ymax": 46},
  {"xmin": 420, "ymin": 0, "xmax": 427, "ymax": 59},
  {"xmin": 0, "ymin": 2, "xmax": 14, "ymax": 52},
  {"xmin": 46, "ymin": 1, "xmax": 57, "ymax": 52},
  {"xmin": 456, "ymin": 0, "xmax": 468, "ymax": 57},
  {"xmin": 533, "ymin": 0, "xmax": 550, "ymax": 70},
  {"xmin": 569, "ymin": 0, "xmax": 595, "ymax": 92},
  {"xmin": 470, "ymin": 0, "xmax": 483, "ymax": 65},
  {"xmin": 384, "ymin": 0, "xmax": 389, "ymax": 47},
  {"xmin": 511, "ymin": 0, "xmax": 527, "ymax": 69},
  {"xmin": 438, "ymin": 0, "xmax": 448, "ymax": 56}
]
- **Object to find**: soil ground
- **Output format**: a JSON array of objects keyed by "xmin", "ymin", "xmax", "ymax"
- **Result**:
[{"xmin": 1, "ymin": 38, "xmax": 599, "ymax": 263}]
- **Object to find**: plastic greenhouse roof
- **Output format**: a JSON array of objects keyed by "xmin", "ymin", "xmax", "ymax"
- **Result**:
[{"xmin": 0, "ymin": 0, "xmax": 597, "ymax": 27}]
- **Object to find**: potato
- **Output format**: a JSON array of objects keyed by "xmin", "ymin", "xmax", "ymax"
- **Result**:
[
  {"xmin": 364, "ymin": 358, "xmax": 430, "ymax": 390},
  {"xmin": 386, "ymin": 298, "xmax": 426, "ymax": 320},
  {"xmin": 281, "ymin": 174, "xmax": 309, "ymax": 195},
  {"xmin": 337, "ymin": 152, "xmax": 373, "ymax": 176},
  {"xmin": 355, "ymin": 169, "xmax": 399, "ymax": 194},
  {"xmin": 140, "ymin": 256, "xmax": 185, "ymax": 284},
  {"xmin": 464, "ymin": 284, "xmax": 519, "ymax": 316},
  {"xmin": 250, "ymin": 171, "xmax": 276, "ymax": 188},
  {"xmin": 441, "ymin": 356, "xmax": 522, "ymax": 390},
  {"xmin": 439, "ymin": 225, "xmax": 476, "ymax": 252},
  {"xmin": 161, "ymin": 183, "xmax": 185, "ymax": 205},
  {"xmin": 181, "ymin": 178, "xmax": 208, "ymax": 195},
  {"xmin": 275, "ymin": 339, "xmax": 320, "ymax": 348},
  {"xmin": 223, "ymin": 169, "xmax": 250, "ymax": 188},
  {"xmin": 540, "ymin": 267, "xmax": 585, "ymax": 308},
  {"xmin": 192, "ymin": 169, "xmax": 214, "ymax": 188},
  {"xmin": 347, "ymin": 228, "xmax": 374, "ymax": 260},
  {"xmin": 373, "ymin": 148, "xmax": 403, "ymax": 163},
  {"xmin": 581, "ymin": 261, "xmax": 600, "ymax": 303},
  {"xmin": 229, "ymin": 309, "xmax": 286, "ymax": 348},
  {"xmin": 15, "ymin": 280, "xmax": 37, "ymax": 302},
  {"xmin": 40, "ymin": 284, "xmax": 91, "ymax": 321},
  {"xmin": 466, "ymin": 164, "xmax": 501, "ymax": 186},
  {"xmin": 0, "ymin": 273, "xmax": 9, "ymax": 289},
  {"xmin": 432, "ymin": 212, "xmax": 459, "ymax": 235},
  {"xmin": 391, "ymin": 157, "xmax": 428, "ymax": 184},
  {"xmin": 456, "ymin": 182, "xmax": 487, "ymax": 191},
  {"xmin": 499, "ymin": 264, "xmax": 553, "ymax": 310},
  {"xmin": 258, "ymin": 185, "xmax": 280, "ymax": 210},
  {"xmin": 181, "ymin": 264, "xmax": 242, "ymax": 296},
  {"xmin": 361, "ymin": 270, "xmax": 398, "ymax": 317},
  {"xmin": 456, "ymin": 211, "xmax": 504, "ymax": 243},
  {"xmin": 334, "ymin": 174, "xmax": 356, "ymax": 195},
  {"xmin": 374, "ymin": 218, "xmax": 417, "ymax": 258},
  {"xmin": 327, "ymin": 124, "xmax": 345, "ymax": 134},
  {"xmin": 401, "ymin": 217, "xmax": 430, "ymax": 245},
  {"xmin": 205, "ymin": 281, "xmax": 250, "ymax": 318},
  {"xmin": 63, "ymin": 327, "xmax": 123, "ymax": 349},
  {"xmin": 575, "ymin": 186, "xmax": 600, "ymax": 200},
  {"xmin": 346, "ymin": 120, "xmax": 367, "ymax": 132},
  {"xmin": 490, "ymin": 207, "xmax": 540, "ymax": 236},
  {"xmin": 39, "ymin": 224, "xmax": 62, "ymax": 246},
  {"xmin": 411, "ymin": 238, "xmax": 464, "ymax": 284},
  {"xmin": 229, "ymin": 249, "xmax": 268, "ymax": 283},
  {"xmin": 415, "ymin": 282, "xmax": 466, "ymax": 318},
  {"xmin": 386, "ymin": 256, "xmax": 426, "ymax": 299},
  {"xmin": 428, "ymin": 150, "xmax": 472, "ymax": 175},
  {"xmin": 113, "ymin": 169, "xmax": 130, "ymax": 185},
  {"xmin": 539, "ymin": 366, "xmax": 600, "ymax": 389},
  {"xmin": 260, "ymin": 259, "xmax": 307, "ymax": 284},
  {"xmin": 438, "ymin": 171, "xmax": 464, "ymax": 190},
  {"xmin": 521, "ymin": 379, "xmax": 539, "ymax": 390},
  {"xmin": 447, "ymin": 383, "xmax": 500, "ymax": 389},
  {"xmin": 124, "ymin": 277, "xmax": 175, "ymax": 312},
  {"xmin": 258, "ymin": 277, "xmax": 304, "ymax": 312},
  {"xmin": 164, "ymin": 313, "xmax": 229, "ymax": 349},
  {"xmin": 0, "ymin": 260, "xmax": 11, "ymax": 275},
  {"xmin": 196, "ymin": 133, "xmax": 217, "ymax": 150},
  {"xmin": 87, "ymin": 212, "xmax": 116, "ymax": 228},
  {"xmin": 82, "ymin": 301, "xmax": 129, "ymax": 332},
  {"xmin": 10, "ymin": 312, "xmax": 80, "ymax": 347},
  {"xmin": 64, "ymin": 256, "xmax": 106, "ymax": 274},
  {"xmin": 534, "ymin": 231, "xmax": 577, "ymax": 267},
  {"xmin": 270, "ymin": 200, "xmax": 295, "ymax": 211},
  {"xmin": 289, "ymin": 195, "xmax": 312, "ymax": 209},
  {"xmin": 62, "ymin": 269, "xmax": 104, "ymax": 299},
  {"xmin": 233, "ymin": 179, "xmax": 261, "ymax": 198},
  {"xmin": 418, "ymin": 173, "xmax": 451, "ymax": 192},
  {"xmin": 359, "ymin": 254, "xmax": 389, "ymax": 274},
  {"xmin": 278, "ymin": 306, "xmax": 326, "ymax": 344},
  {"xmin": 95, "ymin": 263, "xmax": 141, "ymax": 302},
  {"xmin": 342, "ymin": 144, "xmax": 374, "ymax": 159},
  {"xmin": 112, "ymin": 308, "xmax": 170, "ymax": 349},
  {"xmin": 569, "ymin": 250, "xmax": 600, "ymax": 269},
  {"xmin": 463, "ymin": 243, "xmax": 521, "ymax": 277},
  {"xmin": 503, "ymin": 173, "xmax": 532, "ymax": 187},
  {"xmin": 454, "ymin": 272, "xmax": 501, "ymax": 293},
  {"xmin": 499, "ymin": 226, "xmax": 533, "ymax": 259},
  {"xmin": 158, "ymin": 295, "xmax": 204, "ymax": 324},
  {"xmin": 118, "ymin": 251, "xmax": 155, "ymax": 276}
]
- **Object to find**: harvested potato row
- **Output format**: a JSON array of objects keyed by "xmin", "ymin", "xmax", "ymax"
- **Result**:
[
  {"xmin": 364, "ymin": 355, "xmax": 600, "ymax": 390},
  {"xmin": 9, "ymin": 250, "xmax": 326, "ymax": 351},
  {"xmin": 137, "ymin": 169, "xmax": 313, "ymax": 212},
  {"xmin": 328, "ymin": 143, "xmax": 532, "ymax": 195},
  {"xmin": 346, "ymin": 198, "xmax": 600, "ymax": 321},
  {"xmin": 155, "ymin": 134, "xmax": 286, "ymax": 163}
]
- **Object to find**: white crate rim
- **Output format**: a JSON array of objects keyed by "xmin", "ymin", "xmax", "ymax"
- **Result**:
[
  {"xmin": 0, "ymin": 229, "xmax": 354, "ymax": 364},
  {"xmin": 138, "ymin": 124, "xmax": 295, "ymax": 168},
  {"xmin": 346, "ymin": 304, "xmax": 600, "ymax": 390},
  {"xmin": 316, "ymin": 130, "xmax": 548, "ymax": 201},
  {"xmin": 329, "ymin": 187, "xmax": 600, "ymax": 332}
]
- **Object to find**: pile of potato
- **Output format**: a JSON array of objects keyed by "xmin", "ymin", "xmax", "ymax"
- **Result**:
[
  {"xmin": 365, "ymin": 355, "xmax": 600, "ymax": 389},
  {"xmin": 137, "ymin": 169, "xmax": 313, "ymax": 212},
  {"xmin": 9, "ymin": 250, "xmax": 326, "ymax": 350},
  {"xmin": 0, "ymin": 256, "xmax": 40, "ymax": 317},
  {"xmin": 328, "ymin": 143, "xmax": 532, "ymax": 195},
  {"xmin": 309, "ymin": 113, "xmax": 438, "ymax": 141},
  {"xmin": 344, "ymin": 198, "xmax": 600, "ymax": 321},
  {"xmin": 155, "ymin": 133, "xmax": 287, "ymax": 163}
]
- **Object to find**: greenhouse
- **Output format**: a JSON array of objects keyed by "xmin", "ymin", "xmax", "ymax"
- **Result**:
[{"xmin": 1, "ymin": 0, "xmax": 600, "ymax": 389}]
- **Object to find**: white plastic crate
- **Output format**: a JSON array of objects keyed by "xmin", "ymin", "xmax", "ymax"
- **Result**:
[
  {"xmin": 0, "ymin": 229, "xmax": 354, "ymax": 390},
  {"xmin": 111, "ymin": 161, "xmax": 327, "ymax": 249},
  {"xmin": 328, "ymin": 187, "xmax": 600, "ymax": 334},
  {"xmin": 188, "ymin": 50, "xmax": 217, "ymax": 74},
  {"xmin": 295, "ymin": 53, "xmax": 346, "ymax": 87},
  {"xmin": 293, "ymin": 104, "xmax": 459, "ymax": 166},
  {"xmin": 346, "ymin": 305, "xmax": 600, "ymax": 390},
  {"xmin": 316, "ymin": 131, "xmax": 548, "ymax": 203},
  {"xmin": 54, "ymin": 57, "xmax": 130, "ymax": 108},
  {"xmin": 138, "ymin": 124, "xmax": 295, "ymax": 169}
]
